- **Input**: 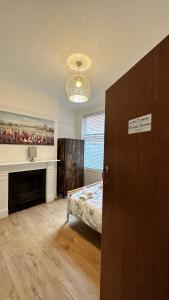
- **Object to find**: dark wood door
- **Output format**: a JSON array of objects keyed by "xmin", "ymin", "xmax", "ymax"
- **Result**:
[
  {"xmin": 57, "ymin": 138, "xmax": 84, "ymax": 197},
  {"xmin": 65, "ymin": 139, "xmax": 84, "ymax": 191},
  {"xmin": 101, "ymin": 36, "xmax": 169, "ymax": 300},
  {"xmin": 74, "ymin": 139, "xmax": 84, "ymax": 188},
  {"xmin": 57, "ymin": 139, "xmax": 65, "ymax": 195}
]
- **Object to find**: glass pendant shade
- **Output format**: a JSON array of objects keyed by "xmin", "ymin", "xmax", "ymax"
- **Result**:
[{"xmin": 66, "ymin": 73, "xmax": 91, "ymax": 103}]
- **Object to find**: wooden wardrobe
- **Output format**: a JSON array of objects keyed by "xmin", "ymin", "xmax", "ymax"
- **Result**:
[
  {"xmin": 101, "ymin": 35, "xmax": 169, "ymax": 300},
  {"xmin": 57, "ymin": 138, "xmax": 84, "ymax": 197}
]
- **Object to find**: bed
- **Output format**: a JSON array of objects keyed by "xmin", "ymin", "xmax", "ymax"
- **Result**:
[{"xmin": 67, "ymin": 181, "xmax": 103, "ymax": 233}]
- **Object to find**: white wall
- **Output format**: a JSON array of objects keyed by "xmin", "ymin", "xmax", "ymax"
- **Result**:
[
  {"xmin": 0, "ymin": 79, "xmax": 104, "ymax": 189},
  {"xmin": 0, "ymin": 80, "xmax": 77, "ymax": 199},
  {"xmin": 0, "ymin": 80, "xmax": 76, "ymax": 163},
  {"xmin": 57, "ymin": 105, "xmax": 76, "ymax": 139},
  {"xmin": 76, "ymin": 103, "xmax": 105, "ymax": 185}
]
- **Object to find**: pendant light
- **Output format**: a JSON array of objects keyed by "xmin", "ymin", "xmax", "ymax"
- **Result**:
[{"xmin": 66, "ymin": 54, "xmax": 92, "ymax": 103}]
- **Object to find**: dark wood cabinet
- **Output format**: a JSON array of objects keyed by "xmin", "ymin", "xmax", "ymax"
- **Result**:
[{"xmin": 57, "ymin": 138, "xmax": 84, "ymax": 197}]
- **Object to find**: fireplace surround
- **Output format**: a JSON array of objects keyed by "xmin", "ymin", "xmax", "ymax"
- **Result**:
[
  {"xmin": 0, "ymin": 160, "xmax": 58, "ymax": 218},
  {"xmin": 9, "ymin": 169, "xmax": 46, "ymax": 214}
]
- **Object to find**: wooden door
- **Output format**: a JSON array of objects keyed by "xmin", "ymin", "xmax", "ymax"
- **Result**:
[
  {"xmin": 65, "ymin": 139, "xmax": 77, "ymax": 192},
  {"xmin": 101, "ymin": 36, "xmax": 169, "ymax": 300},
  {"xmin": 65, "ymin": 139, "xmax": 84, "ymax": 192},
  {"xmin": 74, "ymin": 139, "xmax": 84, "ymax": 188},
  {"xmin": 57, "ymin": 139, "xmax": 65, "ymax": 195}
]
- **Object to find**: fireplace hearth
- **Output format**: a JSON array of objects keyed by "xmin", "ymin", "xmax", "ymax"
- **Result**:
[{"xmin": 9, "ymin": 169, "xmax": 46, "ymax": 214}]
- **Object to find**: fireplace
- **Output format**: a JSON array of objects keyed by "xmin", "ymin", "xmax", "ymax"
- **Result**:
[{"xmin": 8, "ymin": 169, "xmax": 46, "ymax": 214}]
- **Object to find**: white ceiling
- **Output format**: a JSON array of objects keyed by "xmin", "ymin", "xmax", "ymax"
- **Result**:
[{"xmin": 0, "ymin": 0, "xmax": 168, "ymax": 110}]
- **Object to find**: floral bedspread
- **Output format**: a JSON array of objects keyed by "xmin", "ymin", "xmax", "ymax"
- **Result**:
[{"xmin": 67, "ymin": 182, "xmax": 103, "ymax": 233}]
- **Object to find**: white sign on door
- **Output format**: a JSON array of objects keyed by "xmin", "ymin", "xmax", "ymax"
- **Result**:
[{"xmin": 128, "ymin": 114, "xmax": 152, "ymax": 134}]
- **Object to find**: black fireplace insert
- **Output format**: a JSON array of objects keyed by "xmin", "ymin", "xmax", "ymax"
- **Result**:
[{"xmin": 9, "ymin": 169, "xmax": 46, "ymax": 214}]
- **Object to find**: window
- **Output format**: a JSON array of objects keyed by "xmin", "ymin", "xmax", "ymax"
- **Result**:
[{"xmin": 83, "ymin": 112, "xmax": 105, "ymax": 170}]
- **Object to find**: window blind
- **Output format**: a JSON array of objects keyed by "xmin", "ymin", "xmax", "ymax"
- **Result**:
[{"xmin": 83, "ymin": 113, "xmax": 105, "ymax": 170}]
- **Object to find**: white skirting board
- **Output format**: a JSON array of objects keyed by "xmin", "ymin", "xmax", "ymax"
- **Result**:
[
  {"xmin": 46, "ymin": 195, "xmax": 55, "ymax": 203},
  {"xmin": 0, "ymin": 208, "xmax": 8, "ymax": 219}
]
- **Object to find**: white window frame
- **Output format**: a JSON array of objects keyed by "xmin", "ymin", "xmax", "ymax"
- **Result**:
[{"xmin": 82, "ymin": 111, "xmax": 105, "ymax": 171}]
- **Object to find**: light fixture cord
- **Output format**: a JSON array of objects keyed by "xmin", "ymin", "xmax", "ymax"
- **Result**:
[{"xmin": 76, "ymin": 61, "xmax": 82, "ymax": 76}]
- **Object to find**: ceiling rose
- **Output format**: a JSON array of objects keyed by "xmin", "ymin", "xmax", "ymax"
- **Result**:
[{"xmin": 67, "ymin": 53, "xmax": 92, "ymax": 71}]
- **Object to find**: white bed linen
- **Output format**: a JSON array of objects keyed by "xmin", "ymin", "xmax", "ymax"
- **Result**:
[{"xmin": 67, "ymin": 182, "xmax": 102, "ymax": 233}]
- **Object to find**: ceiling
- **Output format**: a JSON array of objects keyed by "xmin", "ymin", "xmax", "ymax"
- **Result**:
[{"xmin": 0, "ymin": 0, "xmax": 168, "ymax": 110}]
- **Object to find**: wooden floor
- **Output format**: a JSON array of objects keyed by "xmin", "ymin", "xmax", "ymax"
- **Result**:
[{"xmin": 0, "ymin": 199, "xmax": 101, "ymax": 300}]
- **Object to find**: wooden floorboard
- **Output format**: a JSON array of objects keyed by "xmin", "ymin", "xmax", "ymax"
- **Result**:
[{"xmin": 0, "ymin": 199, "xmax": 101, "ymax": 300}]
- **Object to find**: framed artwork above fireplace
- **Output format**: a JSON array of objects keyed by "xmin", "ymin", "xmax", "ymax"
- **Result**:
[{"xmin": 0, "ymin": 110, "xmax": 55, "ymax": 145}]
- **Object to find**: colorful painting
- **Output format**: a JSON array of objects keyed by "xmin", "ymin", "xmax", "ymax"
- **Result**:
[{"xmin": 0, "ymin": 111, "xmax": 54, "ymax": 145}]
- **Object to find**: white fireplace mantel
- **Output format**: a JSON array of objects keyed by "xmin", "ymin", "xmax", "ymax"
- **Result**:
[
  {"xmin": 0, "ymin": 159, "xmax": 59, "ymax": 167},
  {"xmin": 0, "ymin": 160, "xmax": 59, "ymax": 219}
]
